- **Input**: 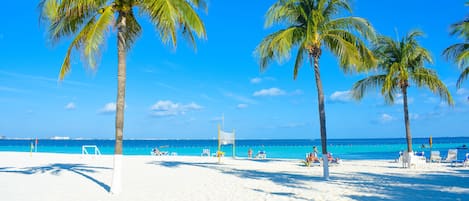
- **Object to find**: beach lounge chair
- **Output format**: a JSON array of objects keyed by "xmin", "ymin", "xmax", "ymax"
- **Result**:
[
  {"xmin": 464, "ymin": 153, "xmax": 469, "ymax": 167},
  {"xmin": 402, "ymin": 151, "xmax": 426, "ymax": 168},
  {"xmin": 443, "ymin": 149, "xmax": 458, "ymax": 163},
  {"xmin": 256, "ymin": 150, "xmax": 267, "ymax": 159},
  {"xmin": 430, "ymin": 151, "xmax": 441, "ymax": 163},
  {"xmin": 201, "ymin": 149, "xmax": 210, "ymax": 157}
]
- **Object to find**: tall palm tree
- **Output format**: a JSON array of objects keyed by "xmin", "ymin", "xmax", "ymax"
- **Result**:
[
  {"xmin": 255, "ymin": 0, "xmax": 376, "ymax": 180},
  {"xmin": 443, "ymin": 3, "xmax": 469, "ymax": 88},
  {"xmin": 38, "ymin": 0, "xmax": 206, "ymax": 194},
  {"xmin": 352, "ymin": 30, "xmax": 454, "ymax": 154}
]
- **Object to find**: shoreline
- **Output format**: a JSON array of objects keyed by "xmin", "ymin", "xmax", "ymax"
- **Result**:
[{"xmin": 0, "ymin": 152, "xmax": 468, "ymax": 201}]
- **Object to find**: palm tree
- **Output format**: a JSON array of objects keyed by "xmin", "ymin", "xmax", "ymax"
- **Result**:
[
  {"xmin": 352, "ymin": 30, "xmax": 454, "ymax": 154},
  {"xmin": 38, "ymin": 0, "xmax": 207, "ymax": 194},
  {"xmin": 443, "ymin": 3, "xmax": 469, "ymax": 88},
  {"xmin": 255, "ymin": 0, "xmax": 376, "ymax": 180}
]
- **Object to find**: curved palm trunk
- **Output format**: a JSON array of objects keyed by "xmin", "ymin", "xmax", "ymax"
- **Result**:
[
  {"xmin": 110, "ymin": 13, "xmax": 127, "ymax": 194},
  {"xmin": 312, "ymin": 55, "xmax": 329, "ymax": 180},
  {"xmin": 402, "ymin": 87, "xmax": 412, "ymax": 153}
]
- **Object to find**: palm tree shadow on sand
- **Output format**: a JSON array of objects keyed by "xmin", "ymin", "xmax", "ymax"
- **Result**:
[{"xmin": 0, "ymin": 163, "xmax": 111, "ymax": 192}]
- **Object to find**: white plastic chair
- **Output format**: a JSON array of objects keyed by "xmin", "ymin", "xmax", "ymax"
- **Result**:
[
  {"xmin": 430, "ymin": 151, "xmax": 441, "ymax": 163},
  {"xmin": 443, "ymin": 149, "xmax": 458, "ymax": 163},
  {"xmin": 201, "ymin": 149, "xmax": 210, "ymax": 157}
]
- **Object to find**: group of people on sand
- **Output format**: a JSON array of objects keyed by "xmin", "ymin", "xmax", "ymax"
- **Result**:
[{"xmin": 305, "ymin": 146, "xmax": 341, "ymax": 165}]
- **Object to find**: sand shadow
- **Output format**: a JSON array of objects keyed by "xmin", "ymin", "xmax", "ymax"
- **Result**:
[
  {"xmin": 0, "ymin": 163, "xmax": 111, "ymax": 192},
  {"xmin": 147, "ymin": 160, "xmax": 321, "ymax": 192},
  {"xmin": 333, "ymin": 171, "xmax": 469, "ymax": 201}
]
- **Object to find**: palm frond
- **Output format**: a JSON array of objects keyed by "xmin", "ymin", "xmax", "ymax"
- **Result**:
[
  {"xmin": 327, "ymin": 17, "xmax": 376, "ymax": 41},
  {"xmin": 457, "ymin": 66, "xmax": 469, "ymax": 88},
  {"xmin": 322, "ymin": 0, "xmax": 351, "ymax": 19},
  {"xmin": 39, "ymin": 0, "xmax": 107, "ymax": 43},
  {"xmin": 351, "ymin": 74, "xmax": 386, "ymax": 100},
  {"xmin": 265, "ymin": 0, "xmax": 306, "ymax": 28},
  {"xmin": 322, "ymin": 30, "xmax": 376, "ymax": 72},
  {"xmin": 58, "ymin": 17, "xmax": 97, "ymax": 80},
  {"xmin": 83, "ymin": 5, "xmax": 114, "ymax": 69},
  {"xmin": 411, "ymin": 68, "xmax": 454, "ymax": 105},
  {"xmin": 255, "ymin": 26, "xmax": 305, "ymax": 71},
  {"xmin": 293, "ymin": 44, "xmax": 308, "ymax": 79},
  {"xmin": 443, "ymin": 43, "xmax": 469, "ymax": 68},
  {"xmin": 139, "ymin": 0, "xmax": 206, "ymax": 49}
]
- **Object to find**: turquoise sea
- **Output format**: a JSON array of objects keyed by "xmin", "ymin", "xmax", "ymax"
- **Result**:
[{"xmin": 1, "ymin": 137, "xmax": 468, "ymax": 160}]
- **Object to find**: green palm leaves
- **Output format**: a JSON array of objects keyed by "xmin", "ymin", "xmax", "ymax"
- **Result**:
[
  {"xmin": 256, "ymin": 0, "xmax": 376, "ymax": 79},
  {"xmin": 352, "ymin": 30, "xmax": 453, "ymax": 153},
  {"xmin": 443, "ymin": 10, "xmax": 469, "ymax": 88},
  {"xmin": 39, "ymin": 0, "xmax": 207, "ymax": 80},
  {"xmin": 353, "ymin": 30, "xmax": 453, "ymax": 105},
  {"xmin": 256, "ymin": 0, "xmax": 376, "ymax": 179}
]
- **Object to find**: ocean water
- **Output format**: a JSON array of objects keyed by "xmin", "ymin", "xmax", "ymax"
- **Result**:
[{"xmin": 1, "ymin": 137, "xmax": 468, "ymax": 160}]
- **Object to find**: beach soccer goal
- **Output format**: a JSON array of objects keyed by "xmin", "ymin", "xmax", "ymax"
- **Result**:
[
  {"xmin": 217, "ymin": 124, "xmax": 235, "ymax": 162},
  {"xmin": 82, "ymin": 145, "xmax": 101, "ymax": 156}
]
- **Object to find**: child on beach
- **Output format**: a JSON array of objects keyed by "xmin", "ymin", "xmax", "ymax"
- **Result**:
[{"xmin": 248, "ymin": 148, "xmax": 253, "ymax": 158}]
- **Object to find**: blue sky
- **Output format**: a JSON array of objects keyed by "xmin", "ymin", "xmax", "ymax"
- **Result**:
[{"xmin": 0, "ymin": 0, "xmax": 468, "ymax": 139}]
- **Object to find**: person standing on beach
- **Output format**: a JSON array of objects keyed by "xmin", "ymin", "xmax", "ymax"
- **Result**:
[
  {"xmin": 248, "ymin": 148, "xmax": 253, "ymax": 158},
  {"xmin": 313, "ymin": 146, "xmax": 319, "ymax": 156}
]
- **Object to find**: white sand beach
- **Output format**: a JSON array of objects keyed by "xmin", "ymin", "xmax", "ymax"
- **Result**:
[{"xmin": 0, "ymin": 152, "xmax": 468, "ymax": 201}]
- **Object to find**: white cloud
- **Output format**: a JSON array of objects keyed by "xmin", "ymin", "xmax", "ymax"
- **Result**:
[
  {"xmin": 457, "ymin": 88, "xmax": 469, "ymax": 95},
  {"xmin": 65, "ymin": 102, "xmax": 76, "ymax": 110},
  {"xmin": 380, "ymin": 113, "xmax": 393, "ymax": 122},
  {"xmin": 409, "ymin": 113, "xmax": 419, "ymax": 120},
  {"xmin": 396, "ymin": 97, "xmax": 414, "ymax": 105},
  {"xmin": 99, "ymin": 102, "xmax": 116, "ymax": 114},
  {"xmin": 210, "ymin": 116, "xmax": 223, "ymax": 122},
  {"xmin": 253, "ymin": 88, "xmax": 286, "ymax": 97},
  {"xmin": 150, "ymin": 100, "xmax": 202, "ymax": 117},
  {"xmin": 223, "ymin": 91, "xmax": 256, "ymax": 104},
  {"xmin": 250, "ymin": 77, "xmax": 262, "ymax": 84},
  {"xmin": 330, "ymin": 90, "xmax": 352, "ymax": 102},
  {"xmin": 290, "ymin": 89, "xmax": 303, "ymax": 96},
  {"xmin": 237, "ymin": 104, "xmax": 248, "ymax": 109}
]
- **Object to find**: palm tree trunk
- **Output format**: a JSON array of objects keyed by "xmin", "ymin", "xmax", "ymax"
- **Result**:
[
  {"xmin": 402, "ymin": 87, "xmax": 412, "ymax": 153},
  {"xmin": 110, "ymin": 13, "xmax": 127, "ymax": 195},
  {"xmin": 312, "ymin": 56, "xmax": 329, "ymax": 180}
]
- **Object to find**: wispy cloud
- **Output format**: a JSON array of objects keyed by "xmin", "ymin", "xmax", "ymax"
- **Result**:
[
  {"xmin": 250, "ymin": 77, "xmax": 262, "ymax": 84},
  {"xmin": 237, "ymin": 104, "xmax": 248, "ymax": 109},
  {"xmin": 409, "ymin": 113, "xmax": 419, "ymax": 120},
  {"xmin": 99, "ymin": 102, "xmax": 116, "ymax": 114},
  {"xmin": 65, "ymin": 102, "xmax": 76, "ymax": 110},
  {"xmin": 0, "ymin": 70, "xmax": 92, "ymax": 87},
  {"xmin": 253, "ymin": 87, "xmax": 286, "ymax": 97},
  {"xmin": 396, "ymin": 97, "xmax": 414, "ymax": 105},
  {"xmin": 223, "ymin": 91, "xmax": 256, "ymax": 104},
  {"xmin": 329, "ymin": 90, "xmax": 352, "ymax": 103},
  {"xmin": 380, "ymin": 113, "xmax": 394, "ymax": 123},
  {"xmin": 250, "ymin": 77, "xmax": 275, "ymax": 84},
  {"xmin": 290, "ymin": 89, "xmax": 303, "ymax": 96},
  {"xmin": 0, "ymin": 86, "xmax": 27, "ymax": 93},
  {"xmin": 457, "ymin": 88, "xmax": 469, "ymax": 95},
  {"xmin": 210, "ymin": 116, "xmax": 223, "ymax": 122},
  {"xmin": 150, "ymin": 100, "xmax": 202, "ymax": 117}
]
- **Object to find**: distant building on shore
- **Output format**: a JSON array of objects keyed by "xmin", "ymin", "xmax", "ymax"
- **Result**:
[{"xmin": 50, "ymin": 136, "xmax": 70, "ymax": 140}]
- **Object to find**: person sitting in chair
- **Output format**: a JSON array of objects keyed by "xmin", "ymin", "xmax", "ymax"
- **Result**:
[
  {"xmin": 152, "ymin": 147, "xmax": 161, "ymax": 156},
  {"xmin": 306, "ymin": 152, "xmax": 319, "ymax": 163}
]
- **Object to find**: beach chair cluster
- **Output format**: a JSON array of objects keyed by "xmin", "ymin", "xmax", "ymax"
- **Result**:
[
  {"xmin": 400, "ymin": 149, "xmax": 469, "ymax": 168},
  {"xmin": 401, "ymin": 151, "xmax": 426, "ymax": 168}
]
